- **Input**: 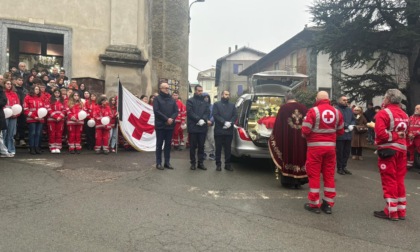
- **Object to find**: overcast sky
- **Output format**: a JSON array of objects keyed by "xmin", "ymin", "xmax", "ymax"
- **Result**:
[{"xmin": 188, "ymin": 0, "xmax": 314, "ymax": 83}]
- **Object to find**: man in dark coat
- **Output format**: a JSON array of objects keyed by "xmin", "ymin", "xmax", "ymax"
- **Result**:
[
  {"xmin": 0, "ymin": 86, "xmax": 10, "ymax": 155},
  {"xmin": 14, "ymin": 77, "xmax": 28, "ymax": 146},
  {"xmin": 335, "ymin": 95, "xmax": 355, "ymax": 175},
  {"xmin": 364, "ymin": 102, "xmax": 376, "ymax": 144},
  {"xmin": 212, "ymin": 90, "xmax": 237, "ymax": 171},
  {"xmin": 0, "ymin": 86, "xmax": 7, "ymax": 130},
  {"xmin": 187, "ymin": 85, "xmax": 210, "ymax": 170},
  {"xmin": 153, "ymin": 82, "xmax": 178, "ymax": 170}
]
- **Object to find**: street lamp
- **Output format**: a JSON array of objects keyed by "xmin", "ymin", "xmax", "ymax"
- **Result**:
[{"xmin": 189, "ymin": 0, "xmax": 205, "ymax": 34}]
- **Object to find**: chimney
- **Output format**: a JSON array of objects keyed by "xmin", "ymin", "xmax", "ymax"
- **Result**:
[
  {"xmin": 235, "ymin": 45, "xmax": 238, "ymax": 50},
  {"xmin": 228, "ymin": 47, "xmax": 231, "ymax": 53}
]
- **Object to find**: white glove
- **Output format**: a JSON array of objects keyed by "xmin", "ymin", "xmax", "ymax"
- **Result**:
[
  {"xmin": 197, "ymin": 119, "xmax": 205, "ymax": 126},
  {"xmin": 224, "ymin": 121, "xmax": 232, "ymax": 129},
  {"xmin": 348, "ymin": 125, "xmax": 354, "ymax": 132},
  {"xmin": 181, "ymin": 123, "xmax": 187, "ymax": 130}
]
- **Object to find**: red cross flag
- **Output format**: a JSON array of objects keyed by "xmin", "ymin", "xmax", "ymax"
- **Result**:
[{"xmin": 118, "ymin": 81, "xmax": 155, "ymax": 151}]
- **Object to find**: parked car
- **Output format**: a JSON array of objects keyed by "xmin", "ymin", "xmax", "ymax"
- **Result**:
[{"xmin": 231, "ymin": 71, "xmax": 308, "ymax": 159}]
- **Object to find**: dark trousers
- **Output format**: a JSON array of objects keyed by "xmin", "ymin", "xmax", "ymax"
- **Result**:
[
  {"xmin": 17, "ymin": 113, "xmax": 26, "ymax": 141},
  {"xmin": 351, "ymin": 147, "xmax": 363, "ymax": 156},
  {"xmin": 215, "ymin": 135, "xmax": 233, "ymax": 167},
  {"xmin": 156, "ymin": 129, "xmax": 174, "ymax": 165},
  {"xmin": 190, "ymin": 133, "xmax": 206, "ymax": 165},
  {"xmin": 85, "ymin": 124, "xmax": 96, "ymax": 150},
  {"xmin": 336, "ymin": 140, "xmax": 351, "ymax": 171}
]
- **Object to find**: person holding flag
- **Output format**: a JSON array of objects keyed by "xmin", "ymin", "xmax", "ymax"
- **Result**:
[{"xmin": 153, "ymin": 82, "xmax": 178, "ymax": 170}]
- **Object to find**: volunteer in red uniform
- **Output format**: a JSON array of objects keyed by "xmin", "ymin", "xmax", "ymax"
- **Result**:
[
  {"xmin": 93, "ymin": 96, "xmax": 112, "ymax": 154},
  {"xmin": 172, "ymin": 92, "xmax": 186, "ymax": 149},
  {"xmin": 373, "ymin": 89, "xmax": 409, "ymax": 221},
  {"xmin": 407, "ymin": 104, "xmax": 420, "ymax": 168},
  {"xmin": 24, "ymin": 85, "xmax": 46, "ymax": 155},
  {"xmin": 302, "ymin": 91, "xmax": 344, "ymax": 214},
  {"xmin": 3, "ymin": 80, "xmax": 21, "ymax": 155},
  {"xmin": 47, "ymin": 89, "xmax": 66, "ymax": 154},
  {"xmin": 66, "ymin": 92, "xmax": 86, "ymax": 154}
]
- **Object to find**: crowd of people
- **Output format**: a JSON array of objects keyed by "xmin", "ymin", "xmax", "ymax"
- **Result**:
[
  {"xmin": 0, "ymin": 62, "xmax": 122, "ymax": 156},
  {"xmin": 269, "ymin": 88, "xmax": 420, "ymax": 220},
  {"xmin": 2, "ymin": 64, "xmax": 420, "ymax": 221},
  {"xmin": 153, "ymin": 83, "xmax": 236, "ymax": 171}
]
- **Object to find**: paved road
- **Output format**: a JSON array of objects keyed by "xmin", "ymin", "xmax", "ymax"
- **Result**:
[{"xmin": 1, "ymin": 148, "xmax": 419, "ymax": 251}]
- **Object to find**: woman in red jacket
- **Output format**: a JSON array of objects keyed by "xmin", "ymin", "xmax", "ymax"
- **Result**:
[
  {"xmin": 108, "ymin": 96, "xmax": 118, "ymax": 152},
  {"xmin": 3, "ymin": 80, "xmax": 21, "ymax": 155},
  {"xmin": 66, "ymin": 92, "xmax": 86, "ymax": 154},
  {"xmin": 47, "ymin": 89, "xmax": 66, "ymax": 154},
  {"xmin": 93, "ymin": 96, "xmax": 112, "ymax": 154},
  {"xmin": 24, "ymin": 85, "xmax": 46, "ymax": 154}
]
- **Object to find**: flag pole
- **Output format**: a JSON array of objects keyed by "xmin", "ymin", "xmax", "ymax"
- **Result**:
[{"xmin": 116, "ymin": 75, "xmax": 120, "ymax": 154}]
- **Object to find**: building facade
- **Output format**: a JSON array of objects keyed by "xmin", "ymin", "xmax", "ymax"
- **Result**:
[
  {"xmin": 215, "ymin": 46, "xmax": 266, "ymax": 99},
  {"xmin": 197, "ymin": 67, "xmax": 217, "ymax": 100},
  {"xmin": 240, "ymin": 27, "xmax": 409, "ymax": 105},
  {"xmin": 0, "ymin": 0, "xmax": 189, "ymax": 99}
]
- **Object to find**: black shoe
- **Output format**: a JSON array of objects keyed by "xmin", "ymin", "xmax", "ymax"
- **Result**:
[
  {"xmin": 337, "ymin": 170, "xmax": 346, "ymax": 175},
  {"xmin": 224, "ymin": 165, "xmax": 233, "ymax": 171},
  {"xmin": 216, "ymin": 166, "xmax": 222, "ymax": 171},
  {"xmin": 164, "ymin": 164, "xmax": 174, "ymax": 169},
  {"xmin": 343, "ymin": 169, "xmax": 352, "ymax": 175},
  {"xmin": 35, "ymin": 147, "xmax": 42, "ymax": 154},
  {"xmin": 30, "ymin": 147, "xmax": 36, "ymax": 155},
  {"xmin": 304, "ymin": 203, "xmax": 321, "ymax": 214},
  {"xmin": 197, "ymin": 164, "xmax": 207, "ymax": 170},
  {"xmin": 70, "ymin": 150, "xmax": 75, "ymax": 154},
  {"xmin": 156, "ymin": 164, "xmax": 164, "ymax": 170},
  {"xmin": 76, "ymin": 150, "xmax": 81, "ymax": 154},
  {"xmin": 321, "ymin": 201, "xmax": 332, "ymax": 214},
  {"xmin": 190, "ymin": 164, "xmax": 196, "ymax": 170},
  {"xmin": 373, "ymin": 210, "xmax": 399, "ymax": 221}
]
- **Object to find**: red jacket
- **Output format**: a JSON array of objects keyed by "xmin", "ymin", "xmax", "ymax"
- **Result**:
[
  {"xmin": 408, "ymin": 114, "xmax": 420, "ymax": 142},
  {"xmin": 374, "ymin": 103, "xmax": 408, "ymax": 152},
  {"xmin": 302, "ymin": 99, "xmax": 344, "ymax": 148},
  {"xmin": 93, "ymin": 104, "xmax": 112, "ymax": 129},
  {"xmin": 85, "ymin": 100, "xmax": 98, "ymax": 119},
  {"xmin": 4, "ymin": 89, "xmax": 21, "ymax": 118},
  {"xmin": 48, "ymin": 99, "xmax": 66, "ymax": 122},
  {"xmin": 40, "ymin": 91, "xmax": 51, "ymax": 105},
  {"xmin": 23, "ymin": 95, "xmax": 46, "ymax": 123},
  {"xmin": 109, "ymin": 105, "xmax": 118, "ymax": 128},
  {"xmin": 66, "ymin": 103, "xmax": 86, "ymax": 125},
  {"xmin": 175, "ymin": 99, "xmax": 186, "ymax": 124}
]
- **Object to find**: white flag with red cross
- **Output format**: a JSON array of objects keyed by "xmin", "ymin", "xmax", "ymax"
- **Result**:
[{"xmin": 118, "ymin": 81, "xmax": 155, "ymax": 152}]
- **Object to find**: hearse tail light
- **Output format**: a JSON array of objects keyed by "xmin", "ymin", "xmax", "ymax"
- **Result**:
[{"xmin": 237, "ymin": 127, "xmax": 251, "ymax": 141}]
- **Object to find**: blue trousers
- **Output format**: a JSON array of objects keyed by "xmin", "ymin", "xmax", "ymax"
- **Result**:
[
  {"xmin": 3, "ymin": 118, "xmax": 17, "ymax": 153},
  {"xmin": 28, "ymin": 122, "xmax": 43, "ymax": 148}
]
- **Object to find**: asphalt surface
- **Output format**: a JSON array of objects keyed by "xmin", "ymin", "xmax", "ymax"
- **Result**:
[{"xmin": 1, "ymin": 147, "xmax": 420, "ymax": 251}]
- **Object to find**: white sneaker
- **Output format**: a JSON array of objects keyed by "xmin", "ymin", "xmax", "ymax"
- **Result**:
[
  {"xmin": 1, "ymin": 153, "xmax": 14, "ymax": 158},
  {"xmin": 19, "ymin": 140, "xmax": 26, "ymax": 146},
  {"xmin": 56, "ymin": 149, "xmax": 61, "ymax": 154},
  {"xmin": 51, "ymin": 149, "xmax": 56, "ymax": 154}
]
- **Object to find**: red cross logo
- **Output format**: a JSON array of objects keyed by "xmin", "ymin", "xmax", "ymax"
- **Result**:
[
  {"xmin": 396, "ymin": 122, "xmax": 407, "ymax": 132},
  {"xmin": 128, "ymin": 111, "xmax": 154, "ymax": 140},
  {"xmin": 322, "ymin": 110, "xmax": 335, "ymax": 124}
]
